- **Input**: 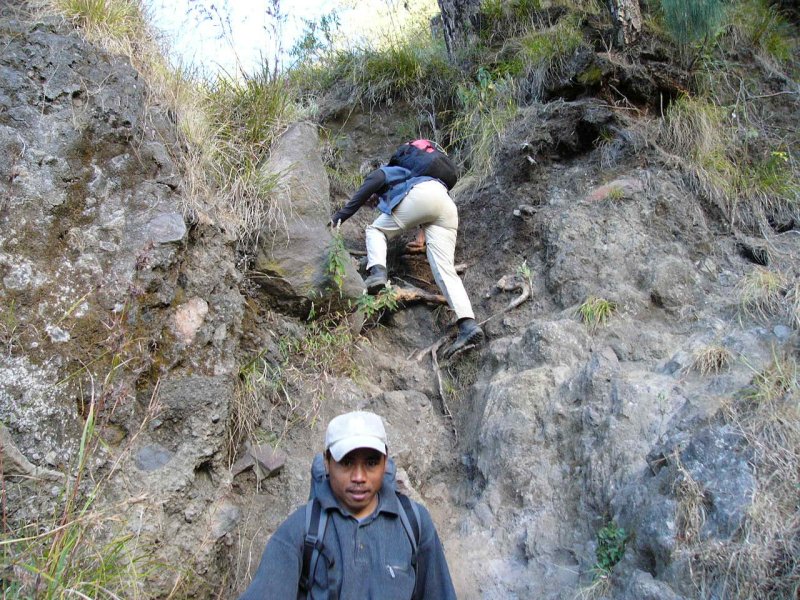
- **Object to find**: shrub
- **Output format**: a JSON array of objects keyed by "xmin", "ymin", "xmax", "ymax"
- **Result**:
[
  {"xmin": 448, "ymin": 68, "xmax": 518, "ymax": 183},
  {"xmin": 326, "ymin": 228, "xmax": 350, "ymax": 295},
  {"xmin": 728, "ymin": 0, "xmax": 797, "ymax": 64},
  {"xmin": 659, "ymin": 0, "xmax": 727, "ymax": 46}
]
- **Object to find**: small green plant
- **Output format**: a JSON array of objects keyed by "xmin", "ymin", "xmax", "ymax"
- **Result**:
[
  {"xmin": 356, "ymin": 286, "xmax": 399, "ymax": 321},
  {"xmin": 516, "ymin": 259, "xmax": 533, "ymax": 292},
  {"xmin": 594, "ymin": 523, "xmax": 627, "ymax": 576},
  {"xmin": 578, "ymin": 297, "xmax": 616, "ymax": 331},
  {"xmin": 0, "ymin": 299, "xmax": 21, "ymax": 355},
  {"xmin": 606, "ymin": 185, "xmax": 625, "ymax": 201},
  {"xmin": 752, "ymin": 150, "xmax": 798, "ymax": 198},
  {"xmin": 1, "ymin": 402, "xmax": 160, "ymax": 598},
  {"xmin": 326, "ymin": 228, "xmax": 349, "ymax": 294}
]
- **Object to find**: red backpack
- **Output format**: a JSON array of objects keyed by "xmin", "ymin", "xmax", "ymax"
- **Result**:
[{"xmin": 388, "ymin": 139, "xmax": 459, "ymax": 190}]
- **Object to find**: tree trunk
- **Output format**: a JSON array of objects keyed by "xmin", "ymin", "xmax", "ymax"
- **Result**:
[
  {"xmin": 437, "ymin": 0, "xmax": 481, "ymax": 60},
  {"xmin": 606, "ymin": 0, "xmax": 643, "ymax": 47}
]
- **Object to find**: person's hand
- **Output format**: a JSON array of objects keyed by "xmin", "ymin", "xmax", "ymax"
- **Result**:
[
  {"xmin": 366, "ymin": 193, "xmax": 379, "ymax": 208},
  {"xmin": 327, "ymin": 217, "xmax": 342, "ymax": 229}
]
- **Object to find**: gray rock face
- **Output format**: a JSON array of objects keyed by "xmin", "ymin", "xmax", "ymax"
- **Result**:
[
  {"xmin": 253, "ymin": 122, "xmax": 365, "ymax": 314},
  {"xmin": 3, "ymin": 9, "xmax": 798, "ymax": 600},
  {"xmin": 0, "ymin": 14, "xmax": 243, "ymax": 598}
]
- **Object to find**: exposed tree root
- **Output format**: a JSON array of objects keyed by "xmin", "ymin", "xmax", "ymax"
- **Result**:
[
  {"xmin": 1, "ymin": 423, "xmax": 64, "ymax": 482},
  {"xmin": 392, "ymin": 282, "xmax": 447, "ymax": 306}
]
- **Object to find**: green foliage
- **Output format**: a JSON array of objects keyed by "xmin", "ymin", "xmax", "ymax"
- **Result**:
[
  {"xmin": 1, "ymin": 404, "xmax": 160, "ymax": 598},
  {"xmin": 751, "ymin": 150, "xmax": 799, "ymax": 199},
  {"xmin": 356, "ymin": 287, "xmax": 399, "ymax": 321},
  {"xmin": 55, "ymin": 0, "xmax": 141, "ymax": 39},
  {"xmin": 448, "ymin": 68, "xmax": 518, "ymax": 182},
  {"xmin": 326, "ymin": 229, "xmax": 349, "ymax": 294},
  {"xmin": 290, "ymin": 10, "xmax": 341, "ymax": 66},
  {"xmin": 517, "ymin": 19, "xmax": 583, "ymax": 68},
  {"xmin": 480, "ymin": 0, "xmax": 544, "ymax": 41},
  {"xmin": 606, "ymin": 185, "xmax": 625, "ymax": 201},
  {"xmin": 594, "ymin": 523, "xmax": 628, "ymax": 575},
  {"xmin": 293, "ymin": 25, "xmax": 459, "ymax": 114},
  {"xmin": 729, "ymin": 0, "xmax": 796, "ymax": 63},
  {"xmin": 660, "ymin": 0, "xmax": 727, "ymax": 46},
  {"xmin": 283, "ymin": 319, "xmax": 357, "ymax": 377},
  {"xmin": 578, "ymin": 297, "xmax": 617, "ymax": 331}
]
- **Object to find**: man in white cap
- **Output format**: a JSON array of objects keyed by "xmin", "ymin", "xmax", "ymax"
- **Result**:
[{"xmin": 239, "ymin": 411, "xmax": 457, "ymax": 599}]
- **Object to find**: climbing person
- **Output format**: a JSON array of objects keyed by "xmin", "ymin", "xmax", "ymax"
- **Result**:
[
  {"xmin": 238, "ymin": 410, "xmax": 458, "ymax": 600},
  {"xmin": 329, "ymin": 140, "xmax": 483, "ymax": 359}
]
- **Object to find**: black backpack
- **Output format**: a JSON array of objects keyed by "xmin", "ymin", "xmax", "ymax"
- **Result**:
[
  {"xmin": 299, "ymin": 453, "xmax": 421, "ymax": 598},
  {"xmin": 388, "ymin": 139, "xmax": 459, "ymax": 190}
]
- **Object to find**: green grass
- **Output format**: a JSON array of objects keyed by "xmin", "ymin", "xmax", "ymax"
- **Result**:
[
  {"xmin": 728, "ymin": 0, "xmax": 797, "ymax": 64},
  {"xmin": 448, "ymin": 69, "xmax": 518, "ymax": 183},
  {"xmin": 606, "ymin": 185, "xmax": 625, "ymax": 201},
  {"xmin": 657, "ymin": 93, "xmax": 800, "ymax": 229},
  {"xmin": 53, "ymin": 0, "xmax": 143, "ymax": 48},
  {"xmin": 1, "ymin": 404, "xmax": 160, "ymax": 599},
  {"xmin": 578, "ymin": 297, "xmax": 617, "ymax": 332},
  {"xmin": 659, "ymin": 0, "xmax": 726, "ymax": 46}
]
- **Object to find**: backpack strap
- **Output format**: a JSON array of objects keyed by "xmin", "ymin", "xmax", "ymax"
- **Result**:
[
  {"xmin": 396, "ymin": 493, "xmax": 420, "ymax": 566},
  {"xmin": 300, "ymin": 498, "xmax": 329, "ymax": 595}
]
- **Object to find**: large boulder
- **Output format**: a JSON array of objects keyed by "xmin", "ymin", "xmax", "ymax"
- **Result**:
[{"xmin": 253, "ymin": 122, "xmax": 364, "ymax": 314}]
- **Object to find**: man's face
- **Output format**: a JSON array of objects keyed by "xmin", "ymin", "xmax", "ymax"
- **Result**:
[{"xmin": 325, "ymin": 448, "xmax": 386, "ymax": 519}]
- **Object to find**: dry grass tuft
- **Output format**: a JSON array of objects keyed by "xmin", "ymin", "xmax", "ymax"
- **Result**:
[
  {"xmin": 672, "ymin": 451, "xmax": 708, "ymax": 544},
  {"xmin": 692, "ymin": 344, "xmax": 733, "ymax": 376},
  {"xmin": 736, "ymin": 266, "xmax": 790, "ymax": 323},
  {"xmin": 688, "ymin": 352, "xmax": 800, "ymax": 598}
]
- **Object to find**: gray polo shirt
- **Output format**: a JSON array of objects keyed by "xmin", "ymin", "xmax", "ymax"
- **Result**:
[{"xmin": 239, "ymin": 478, "xmax": 457, "ymax": 600}]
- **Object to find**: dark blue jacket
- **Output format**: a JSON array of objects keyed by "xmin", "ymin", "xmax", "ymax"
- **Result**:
[
  {"xmin": 330, "ymin": 167, "xmax": 435, "ymax": 226},
  {"xmin": 238, "ymin": 468, "xmax": 457, "ymax": 600}
]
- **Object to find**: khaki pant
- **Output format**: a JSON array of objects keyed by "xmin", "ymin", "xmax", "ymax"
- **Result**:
[{"xmin": 365, "ymin": 180, "xmax": 475, "ymax": 320}]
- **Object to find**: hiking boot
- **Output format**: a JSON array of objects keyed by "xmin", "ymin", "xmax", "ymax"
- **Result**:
[
  {"xmin": 363, "ymin": 265, "xmax": 388, "ymax": 294},
  {"xmin": 443, "ymin": 318, "xmax": 484, "ymax": 359}
]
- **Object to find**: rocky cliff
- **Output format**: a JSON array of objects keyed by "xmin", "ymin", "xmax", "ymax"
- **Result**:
[{"xmin": 1, "ymin": 3, "xmax": 798, "ymax": 600}]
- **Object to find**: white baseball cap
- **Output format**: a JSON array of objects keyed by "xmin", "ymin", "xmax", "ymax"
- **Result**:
[{"xmin": 325, "ymin": 411, "xmax": 387, "ymax": 462}]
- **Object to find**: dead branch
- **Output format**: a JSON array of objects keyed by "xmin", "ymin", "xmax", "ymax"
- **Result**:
[{"xmin": 392, "ymin": 283, "xmax": 448, "ymax": 306}]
